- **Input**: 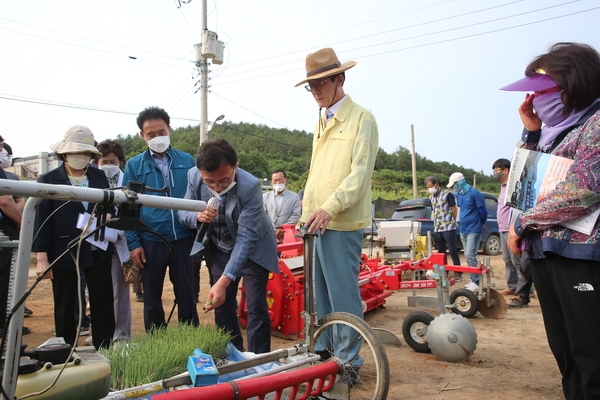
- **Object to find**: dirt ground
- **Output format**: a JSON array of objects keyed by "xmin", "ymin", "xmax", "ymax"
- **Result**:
[{"xmin": 17, "ymin": 251, "xmax": 563, "ymax": 399}]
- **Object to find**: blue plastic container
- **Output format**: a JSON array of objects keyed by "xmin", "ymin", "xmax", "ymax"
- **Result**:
[{"xmin": 187, "ymin": 348, "xmax": 219, "ymax": 387}]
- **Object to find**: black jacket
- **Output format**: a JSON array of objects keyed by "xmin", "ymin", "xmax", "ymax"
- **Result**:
[{"xmin": 32, "ymin": 165, "xmax": 113, "ymax": 271}]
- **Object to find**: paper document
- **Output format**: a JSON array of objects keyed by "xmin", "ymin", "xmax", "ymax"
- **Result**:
[
  {"xmin": 506, "ymin": 148, "xmax": 600, "ymax": 235},
  {"xmin": 76, "ymin": 213, "xmax": 119, "ymax": 251}
]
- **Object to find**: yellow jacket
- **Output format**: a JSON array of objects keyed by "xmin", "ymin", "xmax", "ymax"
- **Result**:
[{"xmin": 301, "ymin": 96, "xmax": 379, "ymax": 231}]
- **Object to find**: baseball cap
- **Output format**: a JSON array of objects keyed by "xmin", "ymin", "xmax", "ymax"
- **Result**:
[{"xmin": 447, "ymin": 172, "xmax": 464, "ymax": 188}]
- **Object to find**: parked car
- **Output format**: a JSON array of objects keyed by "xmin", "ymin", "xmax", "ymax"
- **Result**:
[{"xmin": 389, "ymin": 192, "xmax": 501, "ymax": 256}]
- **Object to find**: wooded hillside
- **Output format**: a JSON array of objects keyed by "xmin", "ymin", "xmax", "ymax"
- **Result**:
[{"xmin": 115, "ymin": 121, "xmax": 498, "ymax": 201}]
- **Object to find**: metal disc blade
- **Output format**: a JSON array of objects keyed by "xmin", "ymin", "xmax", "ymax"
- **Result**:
[{"xmin": 477, "ymin": 288, "xmax": 508, "ymax": 319}]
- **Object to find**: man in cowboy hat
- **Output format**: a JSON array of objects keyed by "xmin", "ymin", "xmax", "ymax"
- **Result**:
[{"xmin": 296, "ymin": 47, "xmax": 378, "ymax": 382}]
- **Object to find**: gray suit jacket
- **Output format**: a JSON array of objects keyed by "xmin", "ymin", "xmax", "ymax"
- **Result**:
[
  {"xmin": 178, "ymin": 167, "xmax": 279, "ymax": 277},
  {"xmin": 263, "ymin": 189, "xmax": 301, "ymax": 227}
]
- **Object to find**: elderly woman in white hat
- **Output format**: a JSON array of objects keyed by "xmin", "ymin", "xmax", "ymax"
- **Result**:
[{"xmin": 33, "ymin": 125, "xmax": 115, "ymax": 350}]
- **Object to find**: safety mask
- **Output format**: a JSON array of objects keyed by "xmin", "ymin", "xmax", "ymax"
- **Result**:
[
  {"xmin": 427, "ymin": 187, "xmax": 437, "ymax": 194},
  {"xmin": 66, "ymin": 153, "xmax": 92, "ymax": 170},
  {"xmin": 147, "ymin": 136, "xmax": 170, "ymax": 153},
  {"xmin": 533, "ymin": 90, "xmax": 566, "ymax": 126},
  {"xmin": 0, "ymin": 149, "xmax": 12, "ymax": 169},
  {"xmin": 455, "ymin": 180, "xmax": 468, "ymax": 195},
  {"xmin": 492, "ymin": 170, "xmax": 505, "ymax": 182},
  {"xmin": 99, "ymin": 164, "xmax": 120, "ymax": 178},
  {"xmin": 207, "ymin": 180, "xmax": 237, "ymax": 199},
  {"xmin": 273, "ymin": 183, "xmax": 285, "ymax": 193}
]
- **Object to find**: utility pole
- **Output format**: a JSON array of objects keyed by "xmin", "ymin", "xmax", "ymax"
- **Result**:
[
  {"xmin": 189, "ymin": 0, "xmax": 224, "ymax": 144},
  {"xmin": 410, "ymin": 124, "xmax": 418, "ymax": 199},
  {"xmin": 199, "ymin": 0, "xmax": 208, "ymax": 144}
]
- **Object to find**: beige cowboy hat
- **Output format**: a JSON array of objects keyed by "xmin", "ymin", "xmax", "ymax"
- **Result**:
[
  {"xmin": 295, "ymin": 48, "xmax": 357, "ymax": 87},
  {"xmin": 50, "ymin": 125, "xmax": 101, "ymax": 155}
]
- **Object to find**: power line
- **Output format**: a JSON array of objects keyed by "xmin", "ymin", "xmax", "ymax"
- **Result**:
[
  {"xmin": 223, "ymin": 0, "xmax": 524, "ymax": 70},
  {"xmin": 0, "ymin": 16, "xmax": 190, "ymax": 62},
  {"xmin": 229, "ymin": 0, "xmax": 456, "ymax": 61},
  {"xmin": 214, "ymin": 4, "xmax": 600, "ymax": 86},
  {"xmin": 0, "ymin": 26, "xmax": 193, "ymax": 70},
  {"xmin": 0, "ymin": 93, "xmax": 199, "ymax": 123},
  {"xmin": 211, "ymin": 91, "xmax": 290, "ymax": 129},
  {"xmin": 215, "ymin": 124, "xmax": 312, "ymax": 152}
]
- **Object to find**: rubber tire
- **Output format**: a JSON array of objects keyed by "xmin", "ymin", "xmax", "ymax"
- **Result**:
[
  {"xmin": 402, "ymin": 310, "xmax": 434, "ymax": 354},
  {"xmin": 450, "ymin": 289, "xmax": 479, "ymax": 318},
  {"xmin": 483, "ymin": 234, "xmax": 501, "ymax": 256},
  {"xmin": 314, "ymin": 312, "xmax": 390, "ymax": 400}
]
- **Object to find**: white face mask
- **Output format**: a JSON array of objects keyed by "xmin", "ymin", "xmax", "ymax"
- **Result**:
[
  {"xmin": 147, "ymin": 136, "xmax": 170, "ymax": 153},
  {"xmin": 0, "ymin": 148, "xmax": 12, "ymax": 169},
  {"xmin": 207, "ymin": 180, "xmax": 237, "ymax": 199},
  {"xmin": 428, "ymin": 187, "xmax": 438, "ymax": 194},
  {"xmin": 99, "ymin": 164, "xmax": 120, "ymax": 178},
  {"xmin": 273, "ymin": 183, "xmax": 285, "ymax": 193},
  {"xmin": 66, "ymin": 153, "xmax": 92, "ymax": 170}
]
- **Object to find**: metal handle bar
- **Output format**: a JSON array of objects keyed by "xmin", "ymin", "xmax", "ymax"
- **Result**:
[
  {"xmin": 0, "ymin": 179, "xmax": 205, "ymax": 399},
  {"xmin": 0, "ymin": 179, "xmax": 206, "ymax": 212}
]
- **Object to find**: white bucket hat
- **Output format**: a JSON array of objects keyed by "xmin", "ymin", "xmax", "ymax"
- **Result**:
[{"xmin": 50, "ymin": 125, "xmax": 100, "ymax": 155}]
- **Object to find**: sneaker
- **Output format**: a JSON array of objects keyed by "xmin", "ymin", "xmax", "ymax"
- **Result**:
[
  {"xmin": 508, "ymin": 296, "xmax": 529, "ymax": 309},
  {"xmin": 465, "ymin": 281, "xmax": 480, "ymax": 293},
  {"xmin": 24, "ymin": 307, "xmax": 33, "ymax": 317},
  {"xmin": 453, "ymin": 275, "xmax": 462, "ymax": 282},
  {"xmin": 136, "ymin": 292, "xmax": 144, "ymax": 302}
]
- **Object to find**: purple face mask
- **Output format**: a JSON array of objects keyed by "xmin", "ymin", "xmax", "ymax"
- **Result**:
[{"xmin": 533, "ymin": 90, "xmax": 566, "ymax": 127}]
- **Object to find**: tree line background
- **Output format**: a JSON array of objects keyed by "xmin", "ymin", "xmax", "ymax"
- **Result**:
[{"xmin": 115, "ymin": 121, "xmax": 500, "ymax": 203}]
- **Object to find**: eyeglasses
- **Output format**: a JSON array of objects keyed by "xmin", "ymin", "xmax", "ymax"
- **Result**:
[
  {"xmin": 304, "ymin": 78, "xmax": 330, "ymax": 92},
  {"xmin": 203, "ymin": 169, "xmax": 236, "ymax": 189}
]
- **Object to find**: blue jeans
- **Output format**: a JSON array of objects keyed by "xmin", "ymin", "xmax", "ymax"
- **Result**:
[
  {"xmin": 500, "ymin": 231, "xmax": 520, "ymax": 291},
  {"xmin": 314, "ymin": 230, "xmax": 364, "ymax": 367},
  {"xmin": 460, "ymin": 232, "xmax": 482, "ymax": 285}
]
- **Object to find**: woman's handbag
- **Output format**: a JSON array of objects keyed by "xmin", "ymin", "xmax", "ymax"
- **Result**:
[{"xmin": 122, "ymin": 260, "xmax": 141, "ymax": 284}]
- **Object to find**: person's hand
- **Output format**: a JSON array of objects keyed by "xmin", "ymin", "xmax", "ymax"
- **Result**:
[
  {"xmin": 508, "ymin": 224, "xmax": 522, "ymax": 256},
  {"xmin": 197, "ymin": 205, "xmax": 218, "ymax": 224},
  {"xmin": 203, "ymin": 276, "xmax": 231, "ymax": 313},
  {"xmin": 275, "ymin": 228, "xmax": 285, "ymax": 243},
  {"xmin": 518, "ymin": 93, "xmax": 543, "ymax": 132},
  {"xmin": 36, "ymin": 259, "xmax": 52, "ymax": 280},
  {"xmin": 304, "ymin": 208, "xmax": 332, "ymax": 234},
  {"xmin": 130, "ymin": 247, "xmax": 146, "ymax": 269}
]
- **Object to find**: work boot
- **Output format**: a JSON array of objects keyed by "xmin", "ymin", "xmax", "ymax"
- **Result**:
[{"xmin": 508, "ymin": 296, "xmax": 529, "ymax": 309}]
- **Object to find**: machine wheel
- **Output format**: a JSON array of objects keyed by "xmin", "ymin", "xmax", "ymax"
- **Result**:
[
  {"xmin": 483, "ymin": 234, "xmax": 501, "ymax": 256},
  {"xmin": 314, "ymin": 312, "xmax": 390, "ymax": 400},
  {"xmin": 450, "ymin": 289, "xmax": 479, "ymax": 318},
  {"xmin": 402, "ymin": 310, "xmax": 434, "ymax": 353}
]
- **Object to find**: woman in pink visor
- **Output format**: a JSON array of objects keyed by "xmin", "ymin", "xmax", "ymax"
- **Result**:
[{"xmin": 502, "ymin": 43, "xmax": 600, "ymax": 400}]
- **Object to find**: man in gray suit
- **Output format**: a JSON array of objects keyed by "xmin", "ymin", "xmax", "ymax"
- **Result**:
[
  {"xmin": 263, "ymin": 170, "xmax": 301, "ymax": 234},
  {"xmin": 178, "ymin": 138, "xmax": 279, "ymax": 354}
]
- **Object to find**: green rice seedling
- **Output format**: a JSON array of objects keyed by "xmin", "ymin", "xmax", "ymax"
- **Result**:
[{"xmin": 99, "ymin": 323, "xmax": 231, "ymax": 390}]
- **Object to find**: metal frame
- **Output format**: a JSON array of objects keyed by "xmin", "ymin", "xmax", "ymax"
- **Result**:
[{"xmin": 0, "ymin": 179, "xmax": 206, "ymax": 399}]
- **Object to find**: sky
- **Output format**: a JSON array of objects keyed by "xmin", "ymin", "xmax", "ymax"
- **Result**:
[{"xmin": 1, "ymin": 0, "xmax": 599, "ymax": 176}]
